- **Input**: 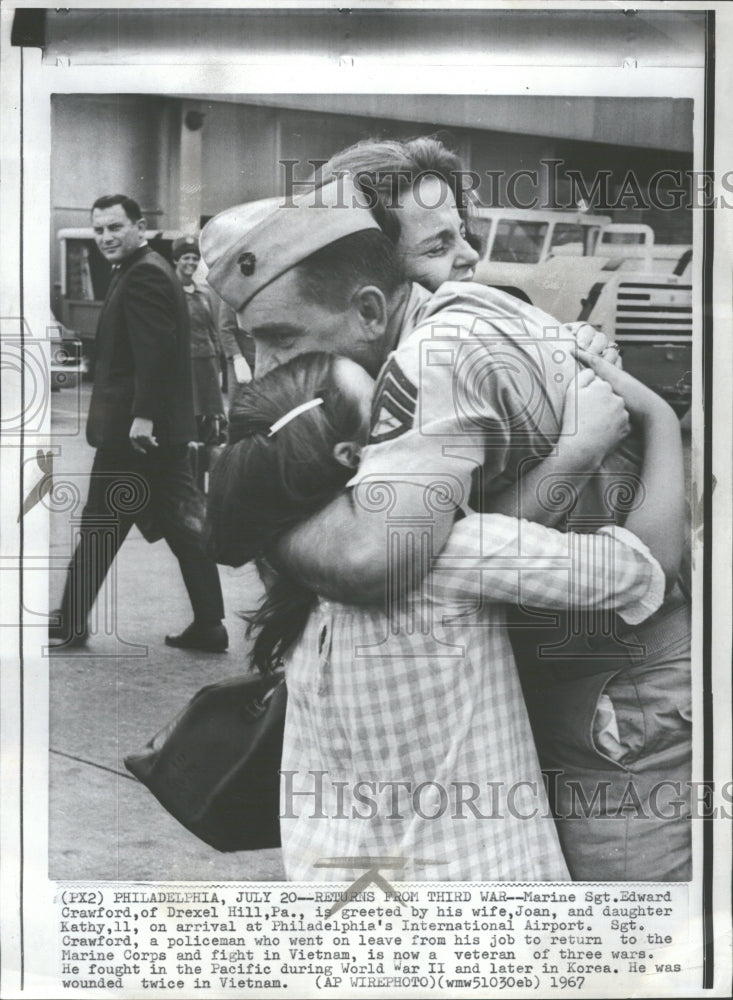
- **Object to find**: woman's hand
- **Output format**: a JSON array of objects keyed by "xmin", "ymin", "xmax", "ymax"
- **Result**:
[
  {"xmin": 577, "ymin": 349, "xmax": 672, "ymax": 424},
  {"xmin": 560, "ymin": 367, "xmax": 630, "ymax": 469},
  {"xmin": 233, "ymin": 353, "xmax": 253, "ymax": 384},
  {"xmin": 563, "ymin": 322, "xmax": 623, "ymax": 368}
]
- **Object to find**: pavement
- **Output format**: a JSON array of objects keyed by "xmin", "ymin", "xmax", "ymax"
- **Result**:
[{"xmin": 49, "ymin": 381, "xmax": 285, "ymax": 881}]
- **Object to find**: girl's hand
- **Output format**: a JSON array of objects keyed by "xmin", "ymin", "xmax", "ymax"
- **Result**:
[
  {"xmin": 560, "ymin": 367, "xmax": 630, "ymax": 469},
  {"xmin": 577, "ymin": 349, "xmax": 672, "ymax": 423}
]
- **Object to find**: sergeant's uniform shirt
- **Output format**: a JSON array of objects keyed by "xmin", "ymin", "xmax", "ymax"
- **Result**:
[
  {"xmin": 354, "ymin": 280, "xmax": 640, "ymax": 511},
  {"xmin": 280, "ymin": 281, "xmax": 662, "ymax": 882}
]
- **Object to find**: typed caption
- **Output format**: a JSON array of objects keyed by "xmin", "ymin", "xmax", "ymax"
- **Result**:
[{"xmin": 55, "ymin": 882, "xmax": 689, "ymax": 995}]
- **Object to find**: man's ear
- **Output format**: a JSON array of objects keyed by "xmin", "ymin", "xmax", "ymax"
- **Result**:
[
  {"xmin": 350, "ymin": 286, "xmax": 388, "ymax": 338},
  {"xmin": 137, "ymin": 217, "xmax": 147, "ymax": 234},
  {"xmin": 332, "ymin": 440, "xmax": 363, "ymax": 470}
]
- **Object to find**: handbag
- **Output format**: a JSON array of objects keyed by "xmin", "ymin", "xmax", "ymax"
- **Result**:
[{"xmin": 124, "ymin": 670, "xmax": 286, "ymax": 852}]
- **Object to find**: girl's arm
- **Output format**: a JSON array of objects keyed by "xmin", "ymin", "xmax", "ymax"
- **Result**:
[{"xmin": 429, "ymin": 513, "xmax": 665, "ymax": 626}]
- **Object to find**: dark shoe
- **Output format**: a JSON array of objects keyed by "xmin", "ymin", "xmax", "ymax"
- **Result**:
[
  {"xmin": 48, "ymin": 610, "xmax": 88, "ymax": 648},
  {"xmin": 165, "ymin": 622, "xmax": 228, "ymax": 653}
]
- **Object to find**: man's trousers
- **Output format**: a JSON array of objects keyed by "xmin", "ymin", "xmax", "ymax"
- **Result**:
[{"xmin": 58, "ymin": 444, "xmax": 225, "ymax": 638}]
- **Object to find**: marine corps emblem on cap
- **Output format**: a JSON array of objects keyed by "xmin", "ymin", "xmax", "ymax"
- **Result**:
[
  {"xmin": 202, "ymin": 177, "xmax": 381, "ymax": 313},
  {"xmin": 238, "ymin": 251, "xmax": 256, "ymax": 276}
]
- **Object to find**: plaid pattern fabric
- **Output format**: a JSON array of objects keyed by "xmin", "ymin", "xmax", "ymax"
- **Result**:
[
  {"xmin": 280, "ymin": 517, "xmax": 664, "ymax": 882},
  {"xmin": 431, "ymin": 518, "xmax": 664, "ymax": 627}
]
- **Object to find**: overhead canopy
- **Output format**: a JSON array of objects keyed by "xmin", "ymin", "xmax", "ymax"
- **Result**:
[
  {"xmin": 14, "ymin": 7, "xmax": 701, "ymax": 154},
  {"xmin": 195, "ymin": 93, "xmax": 694, "ymax": 153}
]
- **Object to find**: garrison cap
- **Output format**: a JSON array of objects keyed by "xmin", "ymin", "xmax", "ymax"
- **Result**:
[
  {"xmin": 201, "ymin": 176, "xmax": 381, "ymax": 312},
  {"xmin": 171, "ymin": 235, "xmax": 200, "ymax": 260}
]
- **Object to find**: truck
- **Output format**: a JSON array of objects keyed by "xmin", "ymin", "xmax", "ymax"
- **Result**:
[
  {"xmin": 49, "ymin": 323, "xmax": 84, "ymax": 391},
  {"xmin": 471, "ymin": 209, "xmax": 692, "ymax": 411},
  {"xmin": 53, "ymin": 228, "xmax": 184, "ymax": 376}
]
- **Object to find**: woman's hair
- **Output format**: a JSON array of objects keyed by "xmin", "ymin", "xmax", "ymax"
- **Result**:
[
  {"xmin": 320, "ymin": 135, "xmax": 481, "ymax": 250},
  {"xmin": 207, "ymin": 352, "xmax": 364, "ymax": 672}
]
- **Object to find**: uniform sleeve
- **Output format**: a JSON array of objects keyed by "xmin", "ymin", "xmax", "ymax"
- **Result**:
[
  {"xmin": 199, "ymin": 286, "xmax": 223, "ymax": 355},
  {"xmin": 212, "ymin": 294, "xmax": 237, "ymax": 358},
  {"xmin": 125, "ymin": 264, "xmax": 179, "ymax": 419},
  {"xmin": 430, "ymin": 514, "xmax": 666, "ymax": 625},
  {"xmin": 349, "ymin": 316, "xmax": 540, "ymax": 515},
  {"xmin": 216, "ymin": 296, "xmax": 256, "ymax": 366}
]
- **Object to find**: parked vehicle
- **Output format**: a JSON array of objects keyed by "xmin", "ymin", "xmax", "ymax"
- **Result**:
[
  {"xmin": 470, "ymin": 209, "xmax": 692, "ymax": 410},
  {"xmin": 54, "ymin": 228, "xmax": 186, "ymax": 374},
  {"xmin": 50, "ymin": 322, "xmax": 84, "ymax": 391},
  {"xmin": 595, "ymin": 223, "xmax": 692, "ymax": 275}
]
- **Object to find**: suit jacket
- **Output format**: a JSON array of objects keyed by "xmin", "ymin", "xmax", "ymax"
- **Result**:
[{"xmin": 87, "ymin": 245, "xmax": 196, "ymax": 448}]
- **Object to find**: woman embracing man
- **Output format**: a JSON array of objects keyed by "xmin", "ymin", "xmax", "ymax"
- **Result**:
[{"xmin": 204, "ymin": 136, "xmax": 691, "ymax": 883}]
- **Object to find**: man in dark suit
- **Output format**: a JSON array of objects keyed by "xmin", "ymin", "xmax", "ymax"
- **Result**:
[{"xmin": 50, "ymin": 194, "xmax": 227, "ymax": 652}]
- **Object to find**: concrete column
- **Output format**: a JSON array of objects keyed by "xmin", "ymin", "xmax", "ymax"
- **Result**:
[
  {"xmin": 178, "ymin": 102, "xmax": 205, "ymax": 233},
  {"xmin": 155, "ymin": 99, "xmax": 181, "ymax": 230}
]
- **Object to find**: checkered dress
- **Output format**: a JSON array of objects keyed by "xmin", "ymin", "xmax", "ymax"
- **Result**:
[{"xmin": 280, "ymin": 516, "xmax": 665, "ymax": 882}]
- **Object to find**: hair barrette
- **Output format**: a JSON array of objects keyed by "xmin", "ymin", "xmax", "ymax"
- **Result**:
[{"xmin": 268, "ymin": 398, "xmax": 324, "ymax": 436}]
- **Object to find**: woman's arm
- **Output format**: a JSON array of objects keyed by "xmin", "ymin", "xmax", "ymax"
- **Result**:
[
  {"xmin": 430, "ymin": 357, "xmax": 685, "ymax": 617},
  {"xmin": 488, "ymin": 368, "xmax": 630, "ymax": 524},
  {"xmin": 578, "ymin": 350, "xmax": 685, "ymax": 587}
]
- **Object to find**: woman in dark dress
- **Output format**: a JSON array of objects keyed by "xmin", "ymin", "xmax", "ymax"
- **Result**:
[{"xmin": 172, "ymin": 235, "xmax": 226, "ymax": 490}]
